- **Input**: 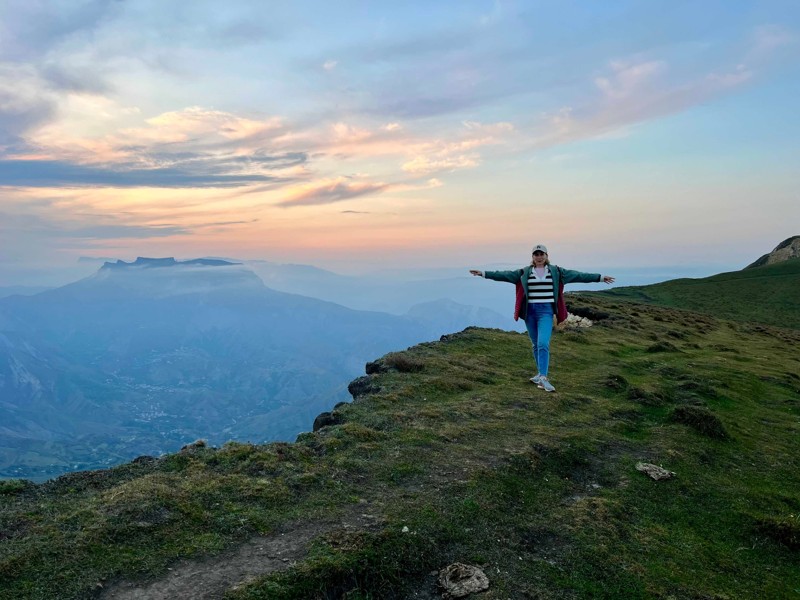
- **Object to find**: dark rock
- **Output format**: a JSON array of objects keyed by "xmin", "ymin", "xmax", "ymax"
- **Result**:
[
  {"xmin": 313, "ymin": 411, "xmax": 343, "ymax": 432},
  {"xmin": 180, "ymin": 439, "xmax": 207, "ymax": 452},
  {"xmin": 365, "ymin": 359, "xmax": 389, "ymax": 374},
  {"xmin": 348, "ymin": 375, "xmax": 379, "ymax": 399},
  {"xmin": 439, "ymin": 327, "xmax": 483, "ymax": 343},
  {"xmin": 132, "ymin": 455, "xmax": 156, "ymax": 465},
  {"xmin": 568, "ymin": 305, "xmax": 611, "ymax": 321},
  {"xmin": 438, "ymin": 563, "xmax": 489, "ymax": 599}
]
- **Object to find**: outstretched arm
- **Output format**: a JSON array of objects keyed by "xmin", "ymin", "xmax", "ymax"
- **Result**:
[
  {"xmin": 560, "ymin": 268, "xmax": 614, "ymax": 285},
  {"xmin": 471, "ymin": 268, "xmax": 524, "ymax": 283}
]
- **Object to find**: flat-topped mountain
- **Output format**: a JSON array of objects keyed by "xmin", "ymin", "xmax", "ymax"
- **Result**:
[{"xmin": 101, "ymin": 257, "xmax": 241, "ymax": 270}]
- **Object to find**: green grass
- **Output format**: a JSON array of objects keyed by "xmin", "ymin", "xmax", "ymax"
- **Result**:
[
  {"xmin": 1, "ymin": 294, "xmax": 799, "ymax": 598},
  {"xmin": 590, "ymin": 259, "xmax": 800, "ymax": 329}
]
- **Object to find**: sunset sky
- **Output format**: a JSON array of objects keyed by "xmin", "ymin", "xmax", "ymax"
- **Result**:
[{"xmin": 1, "ymin": 1, "xmax": 799, "ymax": 285}]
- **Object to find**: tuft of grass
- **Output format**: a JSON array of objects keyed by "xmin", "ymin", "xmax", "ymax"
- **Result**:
[
  {"xmin": 646, "ymin": 341, "xmax": 681, "ymax": 353},
  {"xmin": 0, "ymin": 479, "xmax": 32, "ymax": 496},
  {"xmin": 754, "ymin": 513, "xmax": 800, "ymax": 550},
  {"xmin": 627, "ymin": 386, "xmax": 669, "ymax": 407},
  {"xmin": 383, "ymin": 353, "xmax": 426, "ymax": 373},
  {"xmin": 669, "ymin": 405, "xmax": 729, "ymax": 440}
]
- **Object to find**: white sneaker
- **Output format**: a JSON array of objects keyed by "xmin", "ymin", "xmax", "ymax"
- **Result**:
[
  {"xmin": 538, "ymin": 377, "xmax": 556, "ymax": 392},
  {"xmin": 530, "ymin": 374, "xmax": 543, "ymax": 385}
]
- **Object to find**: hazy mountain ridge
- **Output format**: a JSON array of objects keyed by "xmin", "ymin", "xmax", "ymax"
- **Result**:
[
  {"xmin": 246, "ymin": 259, "xmax": 519, "ymax": 317},
  {"xmin": 0, "ymin": 286, "xmax": 52, "ymax": 299},
  {"xmin": 0, "ymin": 260, "xmax": 517, "ymax": 480}
]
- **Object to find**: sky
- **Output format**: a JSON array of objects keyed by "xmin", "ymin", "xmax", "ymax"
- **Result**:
[{"xmin": 1, "ymin": 0, "xmax": 799, "ymax": 285}]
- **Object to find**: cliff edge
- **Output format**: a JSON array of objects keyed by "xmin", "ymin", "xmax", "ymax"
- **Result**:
[{"xmin": 2, "ymin": 295, "xmax": 799, "ymax": 599}]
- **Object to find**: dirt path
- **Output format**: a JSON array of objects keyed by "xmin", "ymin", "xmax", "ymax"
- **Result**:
[
  {"xmin": 100, "ymin": 524, "xmax": 316, "ymax": 599},
  {"xmin": 100, "ymin": 509, "xmax": 384, "ymax": 600}
]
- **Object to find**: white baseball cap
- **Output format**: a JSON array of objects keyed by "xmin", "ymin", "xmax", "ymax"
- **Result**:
[{"xmin": 532, "ymin": 244, "xmax": 548, "ymax": 254}]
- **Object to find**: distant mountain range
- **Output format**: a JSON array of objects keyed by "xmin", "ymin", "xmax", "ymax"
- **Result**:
[
  {"xmin": 8, "ymin": 240, "xmax": 791, "ymax": 481},
  {"xmin": 0, "ymin": 285, "xmax": 52, "ymax": 298},
  {"xmin": 244, "ymin": 259, "xmax": 522, "ymax": 317},
  {"xmin": 0, "ymin": 258, "xmax": 513, "ymax": 480}
]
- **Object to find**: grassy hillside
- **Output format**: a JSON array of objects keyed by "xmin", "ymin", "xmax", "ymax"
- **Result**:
[
  {"xmin": 591, "ymin": 259, "xmax": 800, "ymax": 329},
  {"xmin": 1, "ymin": 295, "xmax": 799, "ymax": 599}
]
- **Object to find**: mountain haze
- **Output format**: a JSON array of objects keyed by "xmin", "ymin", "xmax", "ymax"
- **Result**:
[
  {"xmin": 0, "ymin": 259, "xmax": 432, "ymax": 479},
  {"xmin": 0, "ymin": 258, "xmax": 522, "ymax": 480}
]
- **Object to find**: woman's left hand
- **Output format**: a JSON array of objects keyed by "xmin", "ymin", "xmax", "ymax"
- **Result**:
[{"xmin": 603, "ymin": 275, "xmax": 615, "ymax": 284}]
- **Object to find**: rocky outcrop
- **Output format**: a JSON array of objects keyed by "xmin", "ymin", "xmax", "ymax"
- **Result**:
[
  {"xmin": 635, "ymin": 462, "xmax": 676, "ymax": 481},
  {"xmin": 745, "ymin": 236, "xmax": 800, "ymax": 269},
  {"xmin": 348, "ymin": 375, "xmax": 380, "ymax": 399},
  {"xmin": 559, "ymin": 313, "xmax": 593, "ymax": 329},
  {"xmin": 438, "ymin": 563, "xmax": 490, "ymax": 599},
  {"xmin": 312, "ymin": 411, "xmax": 343, "ymax": 432}
]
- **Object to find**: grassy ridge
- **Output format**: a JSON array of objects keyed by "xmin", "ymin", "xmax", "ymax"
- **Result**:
[
  {"xmin": 590, "ymin": 259, "xmax": 800, "ymax": 329},
  {"xmin": 1, "ymin": 296, "xmax": 799, "ymax": 598}
]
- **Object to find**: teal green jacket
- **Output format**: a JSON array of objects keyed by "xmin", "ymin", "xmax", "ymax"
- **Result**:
[{"xmin": 484, "ymin": 265, "xmax": 601, "ymax": 320}]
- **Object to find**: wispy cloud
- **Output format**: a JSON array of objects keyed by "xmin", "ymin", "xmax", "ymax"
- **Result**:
[
  {"xmin": 0, "ymin": 159, "xmax": 280, "ymax": 188},
  {"xmin": 529, "ymin": 47, "xmax": 763, "ymax": 150},
  {"xmin": 0, "ymin": 65, "xmax": 57, "ymax": 146},
  {"xmin": 401, "ymin": 120, "xmax": 513, "ymax": 175},
  {"xmin": 402, "ymin": 154, "xmax": 480, "ymax": 175},
  {"xmin": 750, "ymin": 24, "xmax": 796, "ymax": 57},
  {"xmin": 4, "ymin": 106, "xmax": 309, "ymax": 188},
  {"xmin": 0, "ymin": 210, "xmax": 190, "ymax": 240},
  {"xmin": 277, "ymin": 177, "xmax": 389, "ymax": 207}
]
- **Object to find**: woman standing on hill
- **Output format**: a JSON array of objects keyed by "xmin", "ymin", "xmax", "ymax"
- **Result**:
[{"xmin": 470, "ymin": 244, "xmax": 614, "ymax": 392}]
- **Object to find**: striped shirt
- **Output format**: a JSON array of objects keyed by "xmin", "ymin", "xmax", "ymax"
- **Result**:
[{"xmin": 527, "ymin": 267, "xmax": 555, "ymax": 303}]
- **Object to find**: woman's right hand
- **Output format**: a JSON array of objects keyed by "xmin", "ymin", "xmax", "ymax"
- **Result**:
[{"xmin": 469, "ymin": 270, "xmax": 483, "ymax": 277}]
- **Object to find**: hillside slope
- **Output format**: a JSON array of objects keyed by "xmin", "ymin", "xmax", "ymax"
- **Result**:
[
  {"xmin": 590, "ymin": 259, "xmax": 800, "ymax": 329},
  {"xmin": 1, "ymin": 295, "xmax": 799, "ymax": 599},
  {"xmin": 745, "ymin": 235, "xmax": 800, "ymax": 269}
]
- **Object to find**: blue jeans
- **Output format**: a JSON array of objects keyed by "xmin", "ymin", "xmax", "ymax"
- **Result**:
[{"xmin": 525, "ymin": 302, "xmax": 554, "ymax": 376}]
